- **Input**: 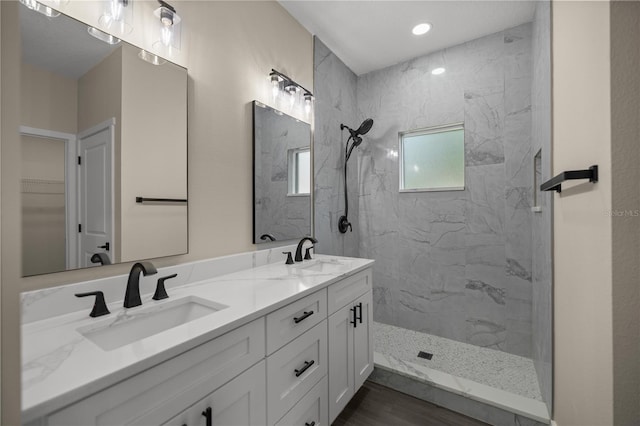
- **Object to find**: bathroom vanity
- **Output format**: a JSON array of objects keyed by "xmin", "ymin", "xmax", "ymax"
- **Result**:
[{"xmin": 21, "ymin": 249, "xmax": 374, "ymax": 426}]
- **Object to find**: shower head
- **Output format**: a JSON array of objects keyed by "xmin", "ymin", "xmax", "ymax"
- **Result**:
[
  {"xmin": 340, "ymin": 118, "xmax": 374, "ymax": 140},
  {"xmin": 355, "ymin": 118, "xmax": 374, "ymax": 136}
]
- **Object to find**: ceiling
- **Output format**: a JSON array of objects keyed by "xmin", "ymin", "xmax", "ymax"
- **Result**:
[
  {"xmin": 20, "ymin": 4, "xmax": 118, "ymax": 80},
  {"xmin": 279, "ymin": 0, "xmax": 536, "ymax": 76}
]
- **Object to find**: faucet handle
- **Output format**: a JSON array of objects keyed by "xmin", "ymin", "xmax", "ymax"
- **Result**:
[
  {"xmin": 283, "ymin": 252, "xmax": 294, "ymax": 265},
  {"xmin": 75, "ymin": 291, "xmax": 110, "ymax": 317},
  {"xmin": 304, "ymin": 246, "xmax": 314, "ymax": 260},
  {"xmin": 153, "ymin": 274, "xmax": 177, "ymax": 300}
]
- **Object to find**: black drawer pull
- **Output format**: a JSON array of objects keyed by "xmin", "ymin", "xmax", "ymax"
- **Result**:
[
  {"xmin": 294, "ymin": 360, "xmax": 315, "ymax": 377},
  {"xmin": 305, "ymin": 422, "xmax": 316, "ymax": 426},
  {"xmin": 356, "ymin": 302, "xmax": 363, "ymax": 324},
  {"xmin": 293, "ymin": 310, "xmax": 314, "ymax": 324},
  {"xmin": 350, "ymin": 306, "xmax": 357, "ymax": 328}
]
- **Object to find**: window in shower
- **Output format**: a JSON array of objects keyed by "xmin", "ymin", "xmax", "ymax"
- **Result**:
[
  {"xmin": 287, "ymin": 147, "xmax": 311, "ymax": 195},
  {"xmin": 399, "ymin": 123, "xmax": 465, "ymax": 192}
]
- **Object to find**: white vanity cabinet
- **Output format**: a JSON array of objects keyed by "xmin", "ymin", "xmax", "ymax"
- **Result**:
[
  {"xmin": 46, "ymin": 318, "xmax": 266, "ymax": 426},
  {"xmin": 327, "ymin": 270, "xmax": 374, "ymax": 423},
  {"xmin": 23, "ymin": 263, "xmax": 374, "ymax": 426}
]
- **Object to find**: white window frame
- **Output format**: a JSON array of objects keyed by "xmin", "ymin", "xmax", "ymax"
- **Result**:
[
  {"xmin": 399, "ymin": 122, "xmax": 465, "ymax": 193},
  {"xmin": 287, "ymin": 147, "xmax": 311, "ymax": 196}
]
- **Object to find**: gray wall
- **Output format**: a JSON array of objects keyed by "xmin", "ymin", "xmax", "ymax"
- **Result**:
[
  {"xmin": 254, "ymin": 104, "xmax": 311, "ymax": 243},
  {"xmin": 531, "ymin": 0, "xmax": 553, "ymax": 412},
  {"xmin": 314, "ymin": 38, "xmax": 360, "ymax": 257},
  {"xmin": 356, "ymin": 24, "xmax": 534, "ymax": 358}
]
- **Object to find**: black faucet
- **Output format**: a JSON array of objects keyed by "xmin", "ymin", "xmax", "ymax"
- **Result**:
[
  {"xmin": 124, "ymin": 262, "xmax": 157, "ymax": 308},
  {"xmin": 91, "ymin": 253, "xmax": 112, "ymax": 266},
  {"xmin": 295, "ymin": 236, "xmax": 318, "ymax": 262}
]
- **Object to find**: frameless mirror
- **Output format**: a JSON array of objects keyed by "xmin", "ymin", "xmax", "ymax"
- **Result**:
[
  {"xmin": 253, "ymin": 101, "xmax": 312, "ymax": 244},
  {"xmin": 19, "ymin": 5, "xmax": 188, "ymax": 276}
]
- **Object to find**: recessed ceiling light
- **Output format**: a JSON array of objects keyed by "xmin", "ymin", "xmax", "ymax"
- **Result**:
[
  {"xmin": 431, "ymin": 67, "xmax": 446, "ymax": 75},
  {"xmin": 412, "ymin": 23, "xmax": 432, "ymax": 36}
]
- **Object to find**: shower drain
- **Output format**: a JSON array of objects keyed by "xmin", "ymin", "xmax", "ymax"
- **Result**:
[{"xmin": 417, "ymin": 351, "xmax": 433, "ymax": 360}]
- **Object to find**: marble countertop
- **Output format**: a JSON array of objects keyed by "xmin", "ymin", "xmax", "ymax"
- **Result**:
[{"xmin": 22, "ymin": 254, "xmax": 374, "ymax": 421}]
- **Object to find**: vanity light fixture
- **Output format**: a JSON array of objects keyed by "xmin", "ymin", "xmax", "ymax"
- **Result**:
[
  {"xmin": 153, "ymin": 0, "xmax": 182, "ymax": 55},
  {"xmin": 304, "ymin": 93, "xmax": 313, "ymax": 115},
  {"xmin": 138, "ymin": 49, "xmax": 166, "ymax": 66},
  {"xmin": 269, "ymin": 69, "xmax": 314, "ymax": 114},
  {"xmin": 431, "ymin": 67, "xmax": 446, "ymax": 75},
  {"xmin": 98, "ymin": 0, "xmax": 133, "ymax": 35},
  {"xmin": 87, "ymin": 26, "xmax": 121, "ymax": 45},
  {"xmin": 19, "ymin": 0, "xmax": 66, "ymax": 18},
  {"xmin": 270, "ymin": 74, "xmax": 284, "ymax": 100}
]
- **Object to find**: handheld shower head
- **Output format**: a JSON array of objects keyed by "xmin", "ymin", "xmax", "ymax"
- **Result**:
[
  {"xmin": 355, "ymin": 118, "xmax": 374, "ymax": 136},
  {"xmin": 340, "ymin": 118, "xmax": 374, "ymax": 140}
]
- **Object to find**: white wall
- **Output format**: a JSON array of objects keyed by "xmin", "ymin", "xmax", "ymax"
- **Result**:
[
  {"xmin": 120, "ymin": 44, "xmax": 187, "ymax": 261},
  {"xmin": 552, "ymin": 1, "xmax": 613, "ymax": 424}
]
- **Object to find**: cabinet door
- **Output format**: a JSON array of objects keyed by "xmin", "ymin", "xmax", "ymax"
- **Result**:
[
  {"xmin": 328, "ymin": 303, "xmax": 355, "ymax": 423},
  {"xmin": 353, "ymin": 291, "xmax": 374, "ymax": 391},
  {"xmin": 164, "ymin": 360, "xmax": 266, "ymax": 426}
]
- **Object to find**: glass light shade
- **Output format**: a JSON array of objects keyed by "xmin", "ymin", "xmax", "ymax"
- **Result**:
[
  {"xmin": 87, "ymin": 26, "xmax": 121, "ymax": 45},
  {"xmin": 19, "ymin": 0, "xmax": 61, "ymax": 17},
  {"xmin": 138, "ymin": 50, "xmax": 166, "ymax": 66},
  {"xmin": 98, "ymin": 0, "xmax": 133, "ymax": 35},
  {"xmin": 153, "ymin": 6, "xmax": 182, "ymax": 55}
]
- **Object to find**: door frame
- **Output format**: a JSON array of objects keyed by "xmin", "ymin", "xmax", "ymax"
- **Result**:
[
  {"xmin": 19, "ymin": 125, "xmax": 78, "ymax": 270},
  {"xmin": 77, "ymin": 118, "xmax": 116, "ymax": 267}
]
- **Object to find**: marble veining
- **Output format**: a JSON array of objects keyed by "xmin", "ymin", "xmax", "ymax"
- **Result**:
[{"xmin": 351, "ymin": 23, "xmax": 534, "ymax": 357}]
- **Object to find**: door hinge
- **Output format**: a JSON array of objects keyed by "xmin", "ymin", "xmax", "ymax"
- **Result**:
[
  {"xmin": 78, "ymin": 224, "xmax": 82, "ymax": 233},
  {"xmin": 77, "ymin": 156, "xmax": 82, "ymax": 165}
]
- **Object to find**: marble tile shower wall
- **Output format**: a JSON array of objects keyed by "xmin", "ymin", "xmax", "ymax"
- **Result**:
[
  {"xmin": 531, "ymin": 0, "xmax": 553, "ymax": 412},
  {"xmin": 356, "ymin": 24, "xmax": 534, "ymax": 357},
  {"xmin": 314, "ymin": 38, "xmax": 360, "ymax": 257}
]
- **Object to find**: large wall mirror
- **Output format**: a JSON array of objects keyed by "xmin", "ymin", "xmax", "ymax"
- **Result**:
[
  {"xmin": 253, "ymin": 101, "xmax": 311, "ymax": 244},
  {"xmin": 20, "ymin": 4, "xmax": 188, "ymax": 276}
]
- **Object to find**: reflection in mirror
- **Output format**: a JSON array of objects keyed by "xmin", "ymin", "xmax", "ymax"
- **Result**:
[
  {"xmin": 253, "ymin": 101, "xmax": 312, "ymax": 244},
  {"xmin": 19, "ymin": 4, "xmax": 188, "ymax": 276}
]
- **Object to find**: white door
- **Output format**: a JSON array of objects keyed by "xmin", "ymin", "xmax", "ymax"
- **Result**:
[
  {"xmin": 353, "ymin": 291, "xmax": 374, "ymax": 391},
  {"xmin": 78, "ymin": 120, "xmax": 114, "ymax": 267},
  {"xmin": 163, "ymin": 361, "xmax": 267, "ymax": 426},
  {"xmin": 328, "ymin": 303, "xmax": 355, "ymax": 423}
]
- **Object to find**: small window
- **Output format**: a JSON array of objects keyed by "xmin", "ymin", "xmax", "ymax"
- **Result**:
[
  {"xmin": 288, "ymin": 147, "xmax": 310, "ymax": 196},
  {"xmin": 399, "ymin": 123, "xmax": 464, "ymax": 192}
]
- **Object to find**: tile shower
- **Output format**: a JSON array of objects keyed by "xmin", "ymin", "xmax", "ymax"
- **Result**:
[{"xmin": 314, "ymin": 1, "xmax": 552, "ymax": 422}]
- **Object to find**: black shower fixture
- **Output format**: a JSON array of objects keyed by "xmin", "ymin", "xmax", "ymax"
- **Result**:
[{"xmin": 338, "ymin": 118, "xmax": 374, "ymax": 234}]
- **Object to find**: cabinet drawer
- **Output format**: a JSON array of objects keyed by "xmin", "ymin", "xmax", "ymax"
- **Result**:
[
  {"xmin": 48, "ymin": 318, "xmax": 265, "ymax": 426},
  {"xmin": 276, "ymin": 376, "xmax": 328, "ymax": 426},
  {"xmin": 267, "ymin": 320, "xmax": 327, "ymax": 425},
  {"xmin": 328, "ymin": 269, "xmax": 371, "ymax": 315},
  {"xmin": 266, "ymin": 289, "xmax": 327, "ymax": 355}
]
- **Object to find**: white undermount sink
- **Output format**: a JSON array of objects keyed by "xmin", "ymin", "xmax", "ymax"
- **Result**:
[
  {"xmin": 77, "ymin": 296, "xmax": 228, "ymax": 351},
  {"xmin": 298, "ymin": 258, "xmax": 353, "ymax": 273}
]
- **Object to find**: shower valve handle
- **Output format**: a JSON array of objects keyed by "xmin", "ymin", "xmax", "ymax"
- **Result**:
[{"xmin": 338, "ymin": 215, "xmax": 352, "ymax": 233}]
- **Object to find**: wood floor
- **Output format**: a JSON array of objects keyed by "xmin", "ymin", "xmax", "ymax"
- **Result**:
[{"xmin": 333, "ymin": 381, "xmax": 488, "ymax": 426}]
